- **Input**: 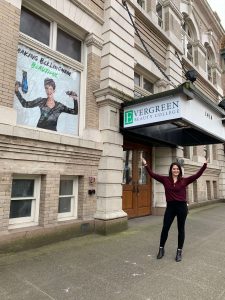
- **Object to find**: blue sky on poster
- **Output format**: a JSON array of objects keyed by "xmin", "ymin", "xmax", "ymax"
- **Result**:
[{"xmin": 207, "ymin": 0, "xmax": 225, "ymax": 30}]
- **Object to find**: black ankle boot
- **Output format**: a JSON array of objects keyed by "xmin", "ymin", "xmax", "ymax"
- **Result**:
[
  {"xmin": 157, "ymin": 247, "xmax": 164, "ymax": 259},
  {"xmin": 175, "ymin": 249, "xmax": 182, "ymax": 262}
]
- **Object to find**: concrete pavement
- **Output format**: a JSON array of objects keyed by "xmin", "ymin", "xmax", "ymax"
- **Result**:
[{"xmin": 0, "ymin": 203, "xmax": 225, "ymax": 300}]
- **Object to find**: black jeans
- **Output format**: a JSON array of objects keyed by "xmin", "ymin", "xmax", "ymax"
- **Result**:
[{"xmin": 159, "ymin": 201, "xmax": 188, "ymax": 249}]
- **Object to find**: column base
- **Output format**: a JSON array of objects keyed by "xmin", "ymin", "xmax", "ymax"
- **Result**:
[{"xmin": 94, "ymin": 216, "xmax": 128, "ymax": 235}]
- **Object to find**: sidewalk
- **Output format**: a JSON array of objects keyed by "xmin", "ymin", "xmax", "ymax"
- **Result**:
[{"xmin": 0, "ymin": 203, "xmax": 225, "ymax": 300}]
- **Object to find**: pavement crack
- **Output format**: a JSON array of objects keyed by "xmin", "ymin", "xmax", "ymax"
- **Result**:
[{"xmin": 24, "ymin": 279, "xmax": 56, "ymax": 300}]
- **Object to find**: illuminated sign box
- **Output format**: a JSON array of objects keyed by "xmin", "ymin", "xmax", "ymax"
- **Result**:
[{"xmin": 122, "ymin": 83, "xmax": 225, "ymax": 146}]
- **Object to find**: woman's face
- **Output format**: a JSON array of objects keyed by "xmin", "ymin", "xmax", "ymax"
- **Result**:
[
  {"xmin": 45, "ymin": 85, "xmax": 55, "ymax": 99},
  {"xmin": 171, "ymin": 165, "xmax": 180, "ymax": 177}
]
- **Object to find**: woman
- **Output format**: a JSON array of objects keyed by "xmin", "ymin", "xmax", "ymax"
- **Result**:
[
  {"xmin": 142, "ymin": 157, "xmax": 208, "ymax": 262},
  {"xmin": 15, "ymin": 78, "xmax": 78, "ymax": 131}
]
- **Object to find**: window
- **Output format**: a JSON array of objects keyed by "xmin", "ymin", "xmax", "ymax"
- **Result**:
[
  {"xmin": 213, "ymin": 181, "xmax": 217, "ymax": 199},
  {"xmin": 20, "ymin": 7, "xmax": 50, "ymax": 45},
  {"xmin": 205, "ymin": 46, "xmax": 214, "ymax": 83},
  {"xmin": 134, "ymin": 72, "xmax": 154, "ymax": 98},
  {"xmin": 183, "ymin": 146, "xmax": 191, "ymax": 159},
  {"xmin": 58, "ymin": 177, "xmax": 78, "ymax": 220},
  {"xmin": 182, "ymin": 19, "xmax": 194, "ymax": 63},
  {"xmin": 57, "ymin": 28, "xmax": 81, "ymax": 61},
  {"xmin": 156, "ymin": 2, "xmax": 163, "ymax": 28},
  {"xmin": 206, "ymin": 181, "xmax": 211, "ymax": 200},
  {"xmin": 20, "ymin": 7, "xmax": 82, "ymax": 62},
  {"xmin": 137, "ymin": 0, "xmax": 145, "ymax": 9},
  {"xmin": 9, "ymin": 176, "xmax": 40, "ymax": 228}
]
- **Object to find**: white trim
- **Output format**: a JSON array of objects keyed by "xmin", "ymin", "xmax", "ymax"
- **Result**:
[
  {"xmin": 9, "ymin": 175, "xmax": 40, "ymax": 229},
  {"xmin": 58, "ymin": 176, "xmax": 78, "ymax": 221},
  {"xmin": 19, "ymin": 33, "xmax": 84, "ymax": 72}
]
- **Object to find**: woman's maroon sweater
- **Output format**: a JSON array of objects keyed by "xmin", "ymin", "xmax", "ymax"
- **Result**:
[{"xmin": 145, "ymin": 163, "xmax": 207, "ymax": 202}]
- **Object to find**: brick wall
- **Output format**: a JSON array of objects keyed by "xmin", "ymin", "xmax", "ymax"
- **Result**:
[
  {"xmin": 0, "ymin": 173, "xmax": 11, "ymax": 232},
  {"xmin": 0, "ymin": 134, "xmax": 102, "ymax": 232},
  {"xmin": 0, "ymin": 0, "xmax": 20, "ymax": 107},
  {"xmin": 86, "ymin": 52, "xmax": 101, "ymax": 129}
]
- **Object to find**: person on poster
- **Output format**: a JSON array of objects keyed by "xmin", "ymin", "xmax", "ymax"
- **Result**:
[
  {"xmin": 142, "ymin": 157, "xmax": 208, "ymax": 262},
  {"xmin": 15, "ymin": 78, "xmax": 78, "ymax": 131}
]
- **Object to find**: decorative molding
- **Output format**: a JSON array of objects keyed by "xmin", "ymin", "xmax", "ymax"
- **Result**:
[
  {"xmin": 85, "ymin": 33, "xmax": 104, "ymax": 50},
  {"xmin": 19, "ymin": 33, "xmax": 84, "ymax": 72},
  {"xmin": 70, "ymin": 0, "xmax": 104, "ymax": 25},
  {"xmin": 94, "ymin": 87, "xmax": 132, "ymax": 108},
  {"xmin": 163, "ymin": 0, "xmax": 183, "ymax": 21}
]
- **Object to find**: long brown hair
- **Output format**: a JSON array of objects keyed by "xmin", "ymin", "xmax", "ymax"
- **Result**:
[{"xmin": 169, "ymin": 162, "xmax": 183, "ymax": 179}]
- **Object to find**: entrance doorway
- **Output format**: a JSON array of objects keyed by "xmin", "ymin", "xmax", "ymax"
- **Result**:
[{"xmin": 122, "ymin": 142, "xmax": 152, "ymax": 218}]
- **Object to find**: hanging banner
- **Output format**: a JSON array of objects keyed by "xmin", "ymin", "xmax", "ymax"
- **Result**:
[{"xmin": 13, "ymin": 44, "xmax": 80, "ymax": 135}]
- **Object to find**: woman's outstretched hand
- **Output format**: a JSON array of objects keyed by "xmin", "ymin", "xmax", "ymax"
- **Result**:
[
  {"xmin": 206, "ymin": 157, "xmax": 209, "ymax": 164},
  {"xmin": 142, "ymin": 158, "xmax": 147, "ymax": 166}
]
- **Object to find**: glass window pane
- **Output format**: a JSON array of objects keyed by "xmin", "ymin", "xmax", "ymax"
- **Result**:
[
  {"xmin": 59, "ymin": 180, "xmax": 73, "ymax": 195},
  {"xmin": 20, "ymin": 7, "xmax": 50, "ymax": 45},
  {"xmin": 57, "ymin": 28, "xmax": 81, "ymax": 61},
  {"xmin": 11, "ymin": 179, "xmax": 34, "ymax": 198},
  {"xmin": 10, "ymin": 199, "xmax": 32, "ymax": 218},
  {"xmin": 143, "ymin": 78, "xmax": 154, "ymax": 93},
  {"xmin": 58, "ymin": 197, "xmax": 71, "ymax": 213},
  {"xmin": 123, "ymin": 150, "xmax": 133, "ymax": 184},
  {"xmin": 134, "ymin": 72, "xmax": 141, "ymax": 86},
  {"xmin": 138, "ymin": 151, "xmax": 147, "ymax": 184}
]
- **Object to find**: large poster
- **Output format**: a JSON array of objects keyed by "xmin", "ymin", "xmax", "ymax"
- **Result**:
[{"xmin": 14, "ymin": 44, "xmax": 80, "ymax": 135}]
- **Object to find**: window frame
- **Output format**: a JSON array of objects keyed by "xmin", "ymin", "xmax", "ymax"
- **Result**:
[
  {"xmin": 9, "ymin": 175, "xmax": 40, "ymax": 229},
  {"xmin": 18, "ymin": 4, "xmax": 87, "ymax": 137},
  {"xmin": 58, "ymin": 176, "xmax": 78, "ymax": 221},
  {"xmin": 156, "ymin": 1, "xmax": 163, "ymax": 28},
  {"xmin": 20, "ymin": 6, "xmax": 83, "ymax": 64},
  {"xmin": 181, "ymin": 21, "xmax": 194, "ymax": 64},
  {"xmin": 134, "ymin": 71, "xmax": 154, "ymax": 98},
  {"xmin": 137, "ymin": 0, "xmax": 146, "ymax": 9}
]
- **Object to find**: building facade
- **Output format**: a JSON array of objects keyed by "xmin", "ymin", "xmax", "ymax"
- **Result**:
[{"xmin": 0, "ymin": 0, "xmax": 225, "ymax": 246}]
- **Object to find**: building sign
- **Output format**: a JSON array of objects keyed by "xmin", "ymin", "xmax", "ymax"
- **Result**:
[
  {"xmin": 13, "ymin": 44, "xmax": 80, "ymax": 135},
  {"xmin": 124, "ymin": 97, "xmax": 181, "ymax": 128},
  {"xmin": 123, "ymin": 91, "xmax": 225, "ymax": 144}
]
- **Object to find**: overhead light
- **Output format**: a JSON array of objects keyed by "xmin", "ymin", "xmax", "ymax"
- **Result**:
[{"xmin": 185, "ymin": 69, "xmax": 198, "ymax": 83}]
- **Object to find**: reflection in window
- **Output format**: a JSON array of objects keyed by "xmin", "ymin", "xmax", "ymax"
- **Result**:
[
  {"xmin": 123, "ymin": 150, "xmax": 132, "ymax": 184},
  {"xmin": 134, "ymin": 72, "xmax": 154, "ymax": 97},
  {"xmin": 58, "ymin": 180, "xmax": 74, "ymax": 214},
  {"xmin": 138, "ymin": 151, "xmax": 147, "ymax": 184},
  {"xmin": 182, "ymin": 17, "xmax": 195, "ymax": 64},
  {"xmin": 156, "ymin": 2, "xmax": 163, "ymax": 28},
  {"xmin": 20, "ymin": 7, "xmax": 50, "ymax": 45},
  {"xmin": 10, "ymin": 179, "xmax": 35, "ymax": 218},
  {"xmin": 205, "ymin": 45, "xmax": 214, "ymax": 83},
  {"xmin": 57, "ymin": 28, "xmax": 81, "ymax": 62}
]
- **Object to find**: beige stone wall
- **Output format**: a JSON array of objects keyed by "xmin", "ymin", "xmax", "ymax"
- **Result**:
[
  {"xmin": 82, "ymin": 0, "xmax": 104, "ymax": 19},
  {"xmin": 135, "ymin": 16, "xmax": 167, "ymax": 67},
  {"xmin": 0, "ymin": 0, "xmax": 20, "ymax": 107}
]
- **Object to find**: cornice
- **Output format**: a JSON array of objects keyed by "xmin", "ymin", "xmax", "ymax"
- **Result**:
[
  {"xmin": 94, "ymin": 87, "xmax": 133, "ymax": 107},
  {"xmin": 70, "ymin": 0, "xmax": 104, "ymax": 25},
  {"xmin": 85, "ymin": 34, "xmax": 104, "ymax": 50},
  {"xmin": 163, "ymin": 0, "xmax": 183, "ymax": 20}
]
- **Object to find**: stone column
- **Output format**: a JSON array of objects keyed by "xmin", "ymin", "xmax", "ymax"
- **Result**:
[{"xmin": 93, "ymin": 0, "xmax": 135, "ymax": 234}]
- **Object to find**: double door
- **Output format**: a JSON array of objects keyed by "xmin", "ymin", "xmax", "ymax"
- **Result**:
[{"xmin": 122, "ymin": 143, "xmax": 152, "ymax": 218}]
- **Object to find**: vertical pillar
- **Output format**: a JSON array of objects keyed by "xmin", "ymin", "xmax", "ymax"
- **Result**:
[{"xmin": 93, "ymin": 0, "xmax": 135, "ymax": 234}]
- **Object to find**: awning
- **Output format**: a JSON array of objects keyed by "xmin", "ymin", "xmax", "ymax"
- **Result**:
[{"xmin": 121, "ymin": 82, "xmax": 225, "ymax": 147}]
